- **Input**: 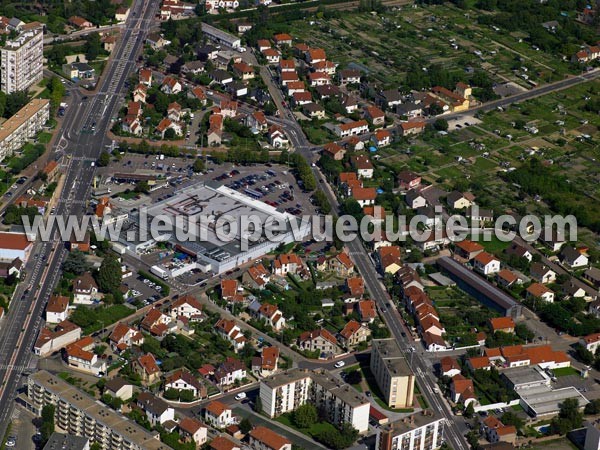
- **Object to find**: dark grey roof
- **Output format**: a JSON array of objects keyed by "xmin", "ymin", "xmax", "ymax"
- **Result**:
[
  {"xmin": 105, "ymin": 377, "xmax": 131, "ymax": 393},
  {"xmin": 137, "ymin": 392, "xmax": 170, "ymax": 416},
  {"xmin": 43, "ymin": 433, "xmax": 89, "ymax": 450}
]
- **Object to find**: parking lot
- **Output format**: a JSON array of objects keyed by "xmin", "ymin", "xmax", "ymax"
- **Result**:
[{"xmin": 122, "ymin": 265, "xmax": 166, "ymax": 307}]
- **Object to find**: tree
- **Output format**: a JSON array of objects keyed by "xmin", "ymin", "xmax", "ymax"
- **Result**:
[
  {"xmin": 293, "ymin": 403, "xmax": 318, "ymax": 429},
  {"xmin": 164, "ymin": 128, "xmax": 176, "ymax": 139},
  {"xmin": 550, "ymin": 398, "xmax": 583, "ymax": 435},
  {"xmin": 575, "ymin": 344, "xmax": 594, "ymax": 365},
  {"xmin": 90, "ymin": 443, "xmax": 102, "ymax": 450},
  {"xmin": 464, "ymin": 401, "xmax": 475, "ymax": 418},
  {"xmin": 134, "ymin": 180, "xmax": 149, "ymax": 194},
  {"xmin": 62, "ymin": 250, "xmax": 90, "ymax": 275},
  {"xmin": 345, "ymin": 369, "xmax": 362, "ymax": 385},
  {"xmin": 500, "ymin": 411, "xmax": 524, "ymax": 431},
  {"xmin": 85, "ymin": 33, "xmax": 102, "ymax": 61},
  {"xmin": 97, "ymin": 256, "xmax": 122, "ymax": 294},
  {"xmin": 585, "ymin": 399, "xmax": 600, "ymax": 415},
  {"xmin": 97, "ymin": 152, "xmax": 110, "ymax": 167},
  {"xmin": 254, "ymin": 396, "xmax": 262, "ymax": 412},
  {"xmin": 239, "ymin": 417, "xmax": 252, "ymax": 434},
  {"xmin": 192, "ymin": 158, "xmax": 205, "ymax": 172},
  {"xmin": 41, "ymin": 404, "xmax": 55, "ymax": 444},
  {"xmin": 433, "ymin": 118, "xmax": 449, "ymax": 131}
]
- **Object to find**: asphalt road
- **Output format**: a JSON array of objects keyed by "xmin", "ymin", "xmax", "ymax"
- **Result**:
[{"xmin": 0, "ymin": 0, "xmax": 159, "ymax": 437}]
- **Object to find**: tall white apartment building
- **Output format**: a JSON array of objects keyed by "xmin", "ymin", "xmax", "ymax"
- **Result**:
[
  {"xmin": 376, "ymin": 413, "xmax": 445, "ymax": 450},
  {"xmin": 24, "ymin": 371, "xmax": 170, "ymax": 450},
  {"xmin": 1, "ymin": 22, "xmax": 44, "ymax": 94},
  {"xmin": 259, "ymin": 369, "xmax": 370, "ymax": 433}
]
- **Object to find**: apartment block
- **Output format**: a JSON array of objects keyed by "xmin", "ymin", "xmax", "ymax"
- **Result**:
[
  {"xmin": 370, "ymin": 339, "xmax": 415, "ymax": 408},
  {"xmin": 0, "ymin": 98, "xmax": 50, "ymax": 161},
  {"xmin": 1, "ymin": 22, "xmax": 43, "ymax": 93},
  {"xmin": 24, "ymin": 371, "xmax": 169, "ymax": 450},
  {"xmin": 259, "ymin": 368, "xmax": 370, "ymax": 433},
  {"xmin": 376, "ymin": 413, "xmax": 445, "ymax": 450}
]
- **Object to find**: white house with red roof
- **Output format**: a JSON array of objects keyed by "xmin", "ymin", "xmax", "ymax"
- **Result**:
[
  {"xmin": 169, "ymin": 295, "xmax": 204, "ymax": 321},
  {"xmin": 215, "ymin": 318, "xmax": 246, "ymax": 351},
  {"xmin": 256, "ymin": 303, "xmax": 286, "ymax": 331},
  {"xmin": 205, "ymin": 401, "xmax": 234, "ymax": 428},
  {"xmin": 473, "ymin": 251, "xmax": 501, "ymax": 275},
  {"xmin": 133, "ymin": 353, "xmax": 162, "ymax": 385},
  {"xmin": 46, "ymin": 295, "xmax": 70, "ymax": 323},
  {"xmin": 109, "ymin": 322, "xmax": 144, "ymax": 352},
  {"xmin": 178, "ymin": 417, "xmax": 208, "ymax": 446},
  {"xmin": 165, "ymin": 369, "xmax": 207, "ymax": 398}
]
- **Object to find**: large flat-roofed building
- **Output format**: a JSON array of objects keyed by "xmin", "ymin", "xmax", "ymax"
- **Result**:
[
  {"xmin": 24, "ymin": 371, "xmax": 170, "ymax": 450},
  {"xmin": 376, "ymin": 412, "xmax": 444, "ymax": 450},
  {"xmin": 259, "ymin": 369, "xmax": 370, "ymax": 433},
  {"xmin": 500, "ymin": 365, "xmax": 551, "ymax": 392},
  {"xmin": 1, "ymin": 22, "xmax": 43, "ymax": 93},
  {"xmin": 519, "ymin": 386, "xmax": 589, "ymax": 418},
  {"xmin": 438, "ymin": 256, "xmax": 522, "ymax": 319},
  {"xmin": 0, "ymin": 98, "xmax": 50, "ymax": 161},
  {"xmin": 124, "ymin": 182, "xmax": 310, "ymax": 275},
  {"xmin": 201, "ymin": 23, "xmax": 241, "ymax": 49},
  {"xmin": 370, "ymin": 339, "xmax": 415, "ymax": 409}
]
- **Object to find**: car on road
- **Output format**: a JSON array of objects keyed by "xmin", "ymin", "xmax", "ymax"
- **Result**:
[
  {"xmin": 6, "ymin": 436, "xmax": 16, "ymax": 447},
  {"xmin": 234, "ymin": 392, "xmax": 247, "ymax": 401},
  {"xmin": 334, "ymin": 361, "xmax": 345, "ymax": 368}
]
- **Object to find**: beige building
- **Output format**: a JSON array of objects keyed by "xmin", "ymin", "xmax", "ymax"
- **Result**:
[
  {"xmin": 0, "ymin": 98, "xmax": 49, "ymax": 161},
  {"xmin": 259, "ymin": 369, "xmax": 370, "ymax": 433},
  {"xmin": 1, "ymin": 22, "xmax": 43, "ymax": 93},
  {"xmin": 370, "ymin": 339, "xmax": 415, "ymax": 409},
  {"xmin": 24, "ymin": 371, "xmax": 169, "ymax": 450}
]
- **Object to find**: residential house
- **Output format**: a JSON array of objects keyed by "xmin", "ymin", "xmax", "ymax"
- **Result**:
[
  {"xmin": 333, "ymin": 120, "xmax": 369, "ymax": 138},
  {"xmin": 352, "ymin": 187, "xmax": 377, "ymax": 207},
  {"xmin": 244, "ymin": 264, "xmax": 270, "ymax": 289},
  {"xmin": 526, "ymin": 283, "xmax": 555, "ymax": 303},
  {"xmin": 378, "ymin": 246, "xmax": 402, "ymax": 275},
  {"xmin": 210, "ymin": 436, "xmax": 240, "ymax": 450},
  {"xmin": 178, "ymin": 417, "xmax": 208, "ymax": 446},
  {"xmin": 104, "ymin": 377, "xmax": 134, "ymax": 401},
  {"xmin": 496, "ymin": 269, "xmax": 520, "ymax": 288},
  {"xmin": 246, "ymin": 111, "xmax": 268, "ymax": 132},
  {"xmin": 580, "ymin": 333, "xmax": 600, "ymax": 353},
  {"xmin": 262, "ymin": 48, "xmax": 281, "ymax": 64},
  {"xmin": 248, "ymin": 426, "xmax": 292, "ymax": 450},
  {"xmin": 252, "ymin": 346, "xmax": 280, "ymax": 377},
  {"xmin": 139, "ymin": 68, "xmax": 152, "ymax": 86},
  {"xmin": 338, "ymin": 69, "xmax": 361, "ymax": 85},
  {"xmin": 33, "ymin": 321, "xmax": 81, "ymax": 357},
  {"xmin": 132, "ymin": 353, "xmax": 162, "ymax": 385},
  {"xmin": 256, "ymin": 303, "xmax": 286, "ymax": 331},
  {"xmin": 397, "ymin": 171, "xmax": 422, "ymax": 191},
  {"xmin": 454, "ymin": 240, "xmax": 484, "ymax": 261},
  {"xmin": 364, "ymin": 106, "xmax": 385, "ymax": 127},
  {"xmin": 505, "ymin": 243, "xmax": 533, "ymax": 263},
  {"xmin": 489, "ymin": 317, "xmax": 515, "ymax": 334},
  {"xmin": 302, "ymin": 102, "xmax": 325, "ymax": 119},
  {"xmin": 69, "ymin": 16, "xmax": 93, "ymax": 29},
  {"xmin": 440, "ymin": 356, "xmax": 461, "ymax": 378},
  {"xmin": 46, "ymin": 295, "xmax": 70, "ymax": 323},
  {"xmin": 161, "ymin": 76, "xmax": 182, "ymax": 94},
  {"xmin": 140, "ymin": 308, "xmax": 172, "ymax": 336},
  {"xmin": 165, "ymin": 369, "xmax": 207, "ymax": 398},
  {"xmin": 72, "ymin": 272, "xmax": 98, "ymax": 305},
  {"xmin": 447, "ymin": 191, "xmax": 474, "ymax": 209},
  {"xmin": 297, "ymin": 329, "xmax": 340, "ymax": 356},
  {"xmin": 65, "ymin": 337, "xmax": 106, "ymax": 375},
  {"xmin": 473, "ymin": 252, "xmax": 501, "ymax": 275},
  {"xmin": 560, "ymin": 245, "xmax": 588, "ymax": 268},
  {"xmin": 215, "ymin": 318, "xmax": 246, "ymax": 351},
  {"xmin": 267, "ymin": 125, "xmax": 289, "ymax": 148},
  {"xmin": 450, "ymin": 374, "xmax": 477, "ymax": 406},
  {"xmin": 109, "ymin": 322, "xmax": 143, "ymax": 352},
  {"xmin": 405, "ymin": 190, "xmax": 427, "ymax": 209},
  {"xmin": 169, "ymin": 295, "xmax": 204, "ymax": 321},
  {"xmin": 214, "ymin": 357, "xmax": 247, "ymax": 387},
  {"xmin": 181, "ymin": 60, "xmax": 205, "ymax": 76},
  {"xmin": 210, "ymin": 69, "xmax": 234, "ymax": 86},
  {"xmin": 273, "ymin": 33, "xmax": 293, "ymax": 47},
  {"xmin": 530, "ymin": 263, "xmax": 556, "ymax": 284},
  {"xmin": 584, "ymin": 267, "xmax": 600, "ymax": 289},
  {"xmin": 372, "ymin": 129, "xmax": 391, "ymax": 147},
  {"xmin": 351, "ymin": 154, "xmax": 374, "ymax": 179},
  {"xmin": 306, "ymin": 48, "xmax": 326, "ymax": 64},
  {"xmin": 399, "ymin": 121, "xmax": 426, "ymax": 137},
  {"xmin": 357, "ymin": 299, "xmax": 377, "ymax": 323},
  {"xmin": 272, "ymin": 254, "xmax": 304, "ymax": 277},
  {"xmin": 338, "ymin": 319, "xmax": 371, "ymax": 348},
  {"xmin": 323, "ymin": 142, "xmax": 345, "ymax": 161},
  {"xmin": 136, "ymin": 392, "xmax": 175, "ymax": 427}
]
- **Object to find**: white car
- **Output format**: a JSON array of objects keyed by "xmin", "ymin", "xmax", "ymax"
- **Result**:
[
  {"xmin": 334, "ymin": 361, "xmax": 345, "ymax": 369},
  {"xmin": 234, "ymin": 392, "xmax": 247, "ymax": 401}
]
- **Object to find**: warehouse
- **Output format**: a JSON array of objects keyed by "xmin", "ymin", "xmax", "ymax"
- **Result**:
[{"xmin": 201, "ymin": 23, "xmax": 241, "ymax": 49}]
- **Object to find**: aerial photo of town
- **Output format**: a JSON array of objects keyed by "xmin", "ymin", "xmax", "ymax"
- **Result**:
[{"xmin": 0, "ymin": 0, "xmax": 598, "ymax": 449}]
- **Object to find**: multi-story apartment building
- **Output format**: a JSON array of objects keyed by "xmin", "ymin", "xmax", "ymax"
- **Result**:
[
  {"xmin": 259, "ymin": 369, "xmax": 370, "ymax": 433},
  {"xmin": 25, "ymin": 371, "xmax": 170, "ymax": 450},
  {"xmin": 1, "ymin": 22, "xmax": 43, "ymax": 93},
  {"xmin": 376, "ymin": 412, "xmax": 445, "ymax": 450},
  {"xmin": 370, "ymin": 339, "xmax": 416, "ymax": 409},
  {"xmin": 0, "ymin": 98, "xmax": 49, "ymax": 161}
]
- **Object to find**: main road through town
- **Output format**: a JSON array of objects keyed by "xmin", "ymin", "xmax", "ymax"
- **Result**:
[{"xmin": 0, "ymin": 0, "xmax": 159, "ymax": 436}]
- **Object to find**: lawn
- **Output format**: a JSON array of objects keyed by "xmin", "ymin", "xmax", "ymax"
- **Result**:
[
  {"xmin": 276, "ymin": 413, "xmax": 338, "ymax": 438},
  {"xmin": 552, "ymin": 367, "xmax": 579, "ymax": 377}
]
